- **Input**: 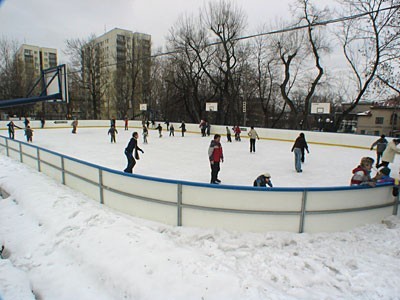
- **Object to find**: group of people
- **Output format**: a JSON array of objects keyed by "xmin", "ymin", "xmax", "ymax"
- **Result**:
[{"xmin": 7, "ymin": 118, "xmax": 34, "ymax": 142}]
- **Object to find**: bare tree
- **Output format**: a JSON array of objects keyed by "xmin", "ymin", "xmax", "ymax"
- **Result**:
[{"xmin": 335, "ymin": 0, "xmax": 400, "ymax": 128}]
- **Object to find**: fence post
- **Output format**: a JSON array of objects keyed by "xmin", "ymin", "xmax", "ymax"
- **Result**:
[
  {"xmin": 299, "ymin": 190, "xmax": 308, "ymax": 233},
  {"xmin": 393, "ymin": 190, "xmax": 399, "ymax": 216},
  {"xmin": 61, "ymin": 156, "xmax": 66, "ymax": 185},
  {"xmin": 177, "ymin": 184, "xmax": 183, "ymax": 226},
  {"xmin": 5, "ymin": 139, "xmax": 9, "ymax": 157},
  {"xmin": 99, "ymin": 169, "xmax": 104, "ymax": 205},
  {"xmin": 19, "ymin": 143, "xmax": 23, "ymax": 162},
  {"xmin": 37, "ymin": 148, "xmax": 41, "ymax": 172}
]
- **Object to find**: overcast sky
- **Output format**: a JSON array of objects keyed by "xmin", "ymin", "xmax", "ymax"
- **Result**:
[{"xmin": 0, "ymin": 0, "xmax": 338, "ymax": 62}]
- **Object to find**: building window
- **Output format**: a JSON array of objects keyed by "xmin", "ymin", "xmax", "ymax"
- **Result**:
[{"xmin": 375, "ymin": 117, "xmax": 384, "ymax": 124}]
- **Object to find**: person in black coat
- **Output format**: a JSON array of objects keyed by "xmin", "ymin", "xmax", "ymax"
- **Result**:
[
  {"xmin": 7, "ymin": 121, "xmax": 21, "ymax": 139},
  {"xmin": 124, "ymin": 132, "xmax": 144, "ymax": 173},
  {"xmin": 291, "ymin": 133, "xmax": 309, "ymax": 172},
  {"xmin": 179, "ymin": 121, "xmax": 186, "ymax": 137}
]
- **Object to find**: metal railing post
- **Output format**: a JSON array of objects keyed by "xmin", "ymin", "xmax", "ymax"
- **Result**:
[
  {"xmin": 177, "ymin": 184, "xmax": 183, "ymax": 226},
  {"xmin": 37, "ymin": 148, "xmax": 41, "ymax": 172},
  {"xmin": 393, "ymin": 189, "xmax": 399, "ymax": 216},
  {"xmin": 61, "ymin": 157, "xmax": 66, "ymax": 184},
  {"xmin": 5, "ymin": 139, "xmax": 9, "ymax": 156},
  {"xmin": 99, "ymin": 169, "xmax": 104, "ymax": 204},
  {"xmin": 19, "ymin": 143, "xmax": 23, "ymax": 162},
  {"xmin": 299, "ymin": 190, "xmax": 308, "ymax": 233}
]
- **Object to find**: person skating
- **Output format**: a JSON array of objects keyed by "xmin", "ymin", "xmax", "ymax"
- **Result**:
[
  {"xmin": 164, "ymin": 120, "xmax": 170, "ymax": 131},
  {"xmin": 25, "ymin": 126, "xmax": 33, "ymax": 143},
  {"xmin": 208, "ymin": 134, "xmax": 224, "ymax": 184},
  {"xmin": 373, "ymin": 167, "xmax": 394, "ymax": 184},
  {"xmin": 71, "ymin": 119, "xmax": 78, "ymax": 134},
  {"xmin": 23, "ymin": 117, "xmax": 30, "ymax": 128},
  {"xmin": 350, "ymin": 157, "xmax": 376, "ymax": 187},
  {"xmin": 200, "ymin": 120, "xmax": 207, "ymax": 137},
  {"xmin": 124, "ymin": 132, "xmax": 144, "ymax": 173},
  {"xmin": 370, "ymin": 135, "xmax": 388, "ymax": 167},
  {"xmin": 156, "ymin": 124, "xmax": 163, "ymax": 137},
  {"xmin": 234, "ymin": 126, "xmax": 241, "ymax": 141},
  {"xmin": 40, "ymin": 117, "xmax": 45, "ymax": 129},
  {"xmin": 142, "ymin": 125, "xmax": 149, "ymax": 144},
  {"xmin": 124, "ymin": 116, "xmax": 129, "ymax": 130},
  {"xmin": 179, "ymin": 121, "xmax": 186, "ymax": 137},
  {"xmin": 110, "ymin": 116, "xmax": 116, "ymax": 128},
  {"xmin": 377, "ymin": 139, "xmax": 400, "ymax": 168},
  {"xmin": 169, "ymin": 124, "xmax": 175, "ymax": 136},
  {"xmin": 226, "ymin": 127, "xmax": 232, "ymax": 142},
  {"xmin": 7, "ymin": 121, "xmax": 21, "ymax": 139},
  {"xmin": 206, "ymin": 122, "xmax": 211, "ymax": 136},
  {"xmin": 291, "ymin": 133, "xmax": 309, "ymax": 173},
  {"xmin": 253, "ymin": 173, "xmax": 273, "ymax": 188},
  {"xmin": 108, "ymin": 125, "xmax": 118, "ymax": 143},
  {"xmin": 248, "ymin": 126, "xmax": 260, "ymax": 153}
]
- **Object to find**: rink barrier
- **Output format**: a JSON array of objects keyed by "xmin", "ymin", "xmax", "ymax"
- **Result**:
[{"xmin": 0, "ymin": 134, "xmax": 398, "ymax": 233}]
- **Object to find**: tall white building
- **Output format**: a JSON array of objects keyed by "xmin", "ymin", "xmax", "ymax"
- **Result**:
[
  {"xmin": 82, "ymin": 28, "xmax": 151, "ymax": 119},
  {"xmin": 17, "ymin": 44, "xmax": 58, "ymax": 77}
]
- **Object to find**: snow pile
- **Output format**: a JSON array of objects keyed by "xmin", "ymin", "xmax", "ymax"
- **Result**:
[{"xmin": 1, "ymin": 128, "xmax": 400, "ymax": 299}]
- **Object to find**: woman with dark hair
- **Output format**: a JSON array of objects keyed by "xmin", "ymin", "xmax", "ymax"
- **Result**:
[
  {"xmin": 124, "ymin": 132, "xmax": 144, "ymax": 173},
  {"xmin": 291, "ymin": 133, "xmax": 309, "ymax": 173}
]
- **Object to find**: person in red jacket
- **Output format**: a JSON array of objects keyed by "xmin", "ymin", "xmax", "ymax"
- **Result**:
[
  {"xmin": 350, "ymin": 157, "xmax": 376, "ymax": 187},
  {"xmin": 208, "ymin": 134, "xmax": 224, "ymax": 184}
]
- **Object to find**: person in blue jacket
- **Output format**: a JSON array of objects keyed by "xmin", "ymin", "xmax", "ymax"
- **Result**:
[{"xmin": 253, "ymin": 173, "xmax": 273, "ymax": 188}]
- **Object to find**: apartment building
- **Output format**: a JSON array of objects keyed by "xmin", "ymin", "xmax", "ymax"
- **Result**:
[
  {"xmin": 17, "ymin": 44, "xmax": 58, "ymax": 77},
  {"xmin": 356, "ymin": 105, "xmax": 400, "ymax": 137},
  {"xmin": 82, "ymin": 28, "xmax": 151, "ymax": 119}
]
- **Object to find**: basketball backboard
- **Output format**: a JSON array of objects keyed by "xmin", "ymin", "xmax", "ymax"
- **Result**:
[
  {"xmin": 43, "ymin": 64, "xmax": 69, "ymax": 102},
  {"xmin": 140, "ymin": 104, "xmax": 148, "ymax": 111},
  {"xmin": 206, "ymin": 102, "xmax": 218, "ymax": 112},
  {"xmin": 311, "ymin": 103, "xmax": 331, "ymax": 114}
]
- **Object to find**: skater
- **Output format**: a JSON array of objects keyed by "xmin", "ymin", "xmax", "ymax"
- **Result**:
[
  {"xmin": 23, "ymin": 117, "xmax": 30, "ymax": 128},
  {"xmin": 40, "ymin": 117, "xmax": 45, "ymax": 128},
  {"xmin": 208, "ymin": 134, "xmax": 224, "ymax": 184},
  {"xmin": 234, "ymin": 126, "xmax": 241, "ymax": 141},
  {"xmin": 7, "ymin": 121, "xmax": 21, "ymax": 139},
  {"xmin": 24, "ymin": 126, "xmax": 33, "ymax": 142},
  {"xmin": 291, "ymin": 133, "xmax": 309, "ymax": 173},
  {"xmin": 206, "ymin": 122, "xmax": 211, "ymax": 136},
  {"xmin": 108, "ymin": 125, "xmax": 118, "ymax": 143},
  {"xmin": 226, "ymin": 127, "xmax": 232, "ymax": 142},
  {"xmin": 373, "ymin": 167, "xmax": 394, "ymax": 184},
  {"xmin": 146, "ymin": 120, "xmax": 150, "ymax": 129},
  {"xmin": 377, "ymin": 139, "xmax": 400, "ymax": 168},
  {"xmin": 156, "ymin": 124, "xmax": 163, "ymax": 137},
  {"xmin": 142, "ymin": 125, "xmax": 149, "ymax": 144},
  {"xmin": 200, "ymin": 120, "xmax": 207, "ymax": 137},
  {"xmin": 370, "ymin": 135, "xmax": 388, "ymax": 167},
  {"xmin": 179, "ymin": 121, "xmax": 186, "ymax": 137},
  {"xmin": 71, "ymin": 119, "xmax": 78, "ymax": 134},
  {"xmin": 124, "ymin": 132, "xmax": 144, "ymax": 173},
  {"xmin": 110, "ymin": 116, "xmax": 116, "ymax": 127},
  {"xmin": 151, "ymin": 119, "xmax": 155, "ymax": 128},
  {"xmin": 253, "ymin": 173, "xmax": 273, "ymax": 188},
  {"xmin": 248, "ymin": 126, "xmax": 260, "ymax": 153},
  {"xmin": 350, "ymin": 157, "xmax": 376, "ymax": 187},
  {"xmin": 169, "ymin": 124, "xmax": 175, "ymax": 136},
  {"xmin": 164, "ymin": 120, "xmax": 170, "ymax": 131},
  {"xmin": 124, "ymin": 116, "xmax": 129, "ymax": 130}
]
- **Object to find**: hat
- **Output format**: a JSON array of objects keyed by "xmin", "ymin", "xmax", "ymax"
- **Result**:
[
  {"xmin": 380, "ymin": 167, "xmax": 391, "ymax": 176},
  {"xmin": 263, "ymin": 172, "xmax": 271, "ymax": 178}
]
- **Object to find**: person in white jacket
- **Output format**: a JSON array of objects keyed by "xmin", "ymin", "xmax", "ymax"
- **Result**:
[
  {"xmin": 377, "ymin": 139, "xmax": 400, "ymax": 168},
  {"xmin": 248, "ymin": 126, "xmax": 260, "ymax": 153}
]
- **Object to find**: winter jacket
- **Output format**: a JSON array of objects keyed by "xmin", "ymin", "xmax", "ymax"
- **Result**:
[
  {"xmin": 381, "ymin": 141, "xmax": 400, "ymax": 163},
  {"xmin": 291, "ymin": 136, "xmax": 309, "ymax": 152},
  {"xmin": 376, "ymin": 175, "xmax": 394, "ymax": 185},
  {"xmin": 253, "ymin": 175, "xmax": 273, "ymax": 187},
  {"xmin": 371, "ymin": 138, "xmax": 388, "ymax": 153},
  {"xmin": 350, "ymin": 166, "xmax": 372, "ymax": 186},
  {"xmin": 208, "ymin": 140, "xmax": 223, "ymax": 163},
  {"xmin": 125, "ymin": 138, "xmax": 143, "ymax": 154},
  {"xmin": 108, "ymin": 127, "xmax": 118, "ymax": 136},
  {"xmin": 25, "ymin": 128, "xmax": 33, "ymax": 138},
  {"xmin": 248, "ymin": 129, "xmax": 259, "ymax": 140}
]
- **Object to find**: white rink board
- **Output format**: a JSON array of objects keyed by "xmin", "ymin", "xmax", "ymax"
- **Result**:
[
  {"xmin": 22, "ymin": 154, "xmax": 38, "ymax": 169},
  {"xmin": 39, "ymin": 150, "xmax": 62, "ymax": 168},
  {"xmin": 303, "ymin": 207, "xmax": 393, "ymax": 233},
  {"xmin": 64, "ymin": 173, "xmax": 100, "ymax": 202},
  {"xmin": 21, "ymin": 144, "xmax": 37, "ymax": 157},
  {"xmin": 8, "ymin": 148, "xmax": 20, "ymax": 160},
  {"xmin": 40, "ymin": 163, "xmax": 63, "ymax": 183},
  {"xmin": 7, "ymin": 139, "xmax": 20, "ymax": 151},
  {"xmin": 182, "ymin": 208, "xmax": 300, "ymax": 232},
  {"xmin": 306, "ymin": 187, "xmax": 393, "ymax": 211},
  {"xmin": 64, "ymin": 158, "xmax": 99, "ymax": 183},
  {"xmin": 102, "ymin": 171, "xmax": 177, "ymax": 203},
  {"xmin": 182, "ymin": 185, "xmax": 303, "ymax": 211},
  {"xmin": 103, "ymin": 190, "xmax": 177, "ymax": 225}
]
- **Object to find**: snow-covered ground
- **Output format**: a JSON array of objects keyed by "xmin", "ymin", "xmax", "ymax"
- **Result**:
[{"xmin": 0, "ymin": 127, "xmax": 400, "ymax": 299}]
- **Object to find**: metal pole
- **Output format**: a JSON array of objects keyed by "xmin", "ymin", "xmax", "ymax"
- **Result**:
[
  {"xmin": 99, "ymin": 169, "xmax": 104, "ymax": 205},
  {"xmin": 299, "ymin": 190, "xmax": 308, "ymax": 233},
  {"xmin": 5, "ymin": 139, "xmax": 9, "ymax": 157},
  {"xmin": 61, "ymin": 156, "xmax": 65, "ymax": 185},
  {"xmin": 393, "ymin": 190, "xmax": 399, "ymax": 216},
  {"xmin": 37, "ymin": 148, "xmax": 41, "ymax": 172},
  {"xmin": 19, "ymin": 143, "xmax": 23, "ymax": 162},
  {"xmin": 177, "ymin": 184, "xmax": 183, "ymax": 226}
]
